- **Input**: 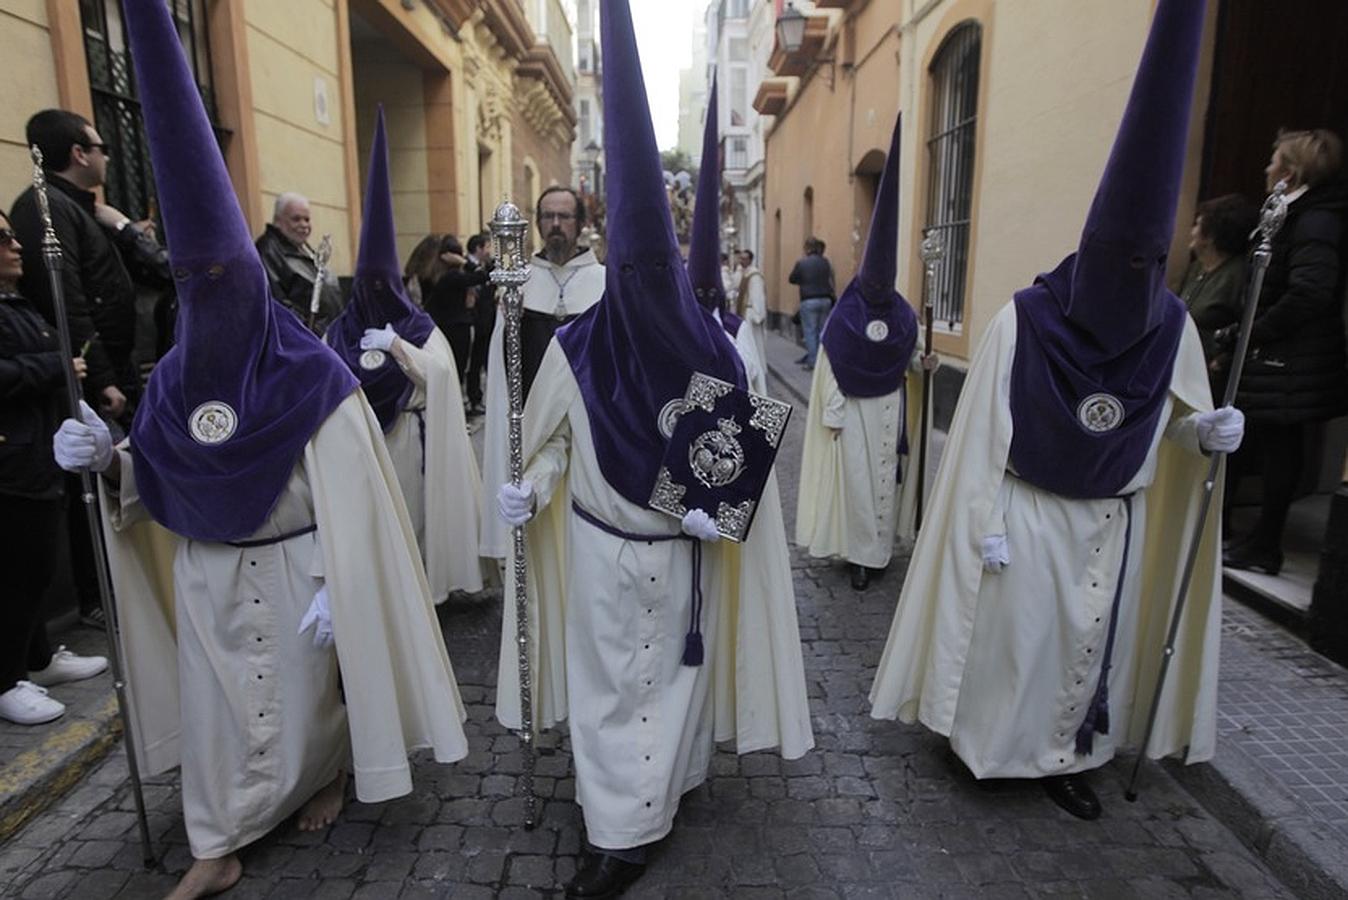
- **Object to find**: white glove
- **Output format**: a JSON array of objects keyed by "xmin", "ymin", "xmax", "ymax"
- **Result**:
[
  {"xmin": 53, "ymin": 400, "xmax": 114, "ymax": 473},
  {"xmin": 981, "ymin": 533, "xmax": 1010, "ymax": 573},
  {"xmin": 681, "ymin": 508, "xmax": 721, "ymax": 543},
  {"xmin": 360, "ymin": 325, "xmax": 398, "ymax": 352},
  {"xmin": 298, "ymin": 586, "xmax": 334, "ymax": 649},
  {"xmin": 497, "ymin": 481, "xmax": 536, "ymax": 526},
  {"xmin": 1195, "ymin": 406, "xmax": 1244, "ymax": 454}
]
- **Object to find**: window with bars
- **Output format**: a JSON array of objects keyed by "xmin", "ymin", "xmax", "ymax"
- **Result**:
[
  {"xmin": 923, "ymin": 22, "xmax": 981, "ymax": 329},
  {"xmin": 79, "ymin": 0, "xmax": 222, "ymax": 221}
]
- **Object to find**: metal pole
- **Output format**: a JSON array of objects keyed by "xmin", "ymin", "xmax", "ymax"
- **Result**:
[
  {"xmin": 916, "ymin": 229, "xmax": 944, "ymax": 532},
  {"xmin": 29, "ymin": 146, "xmax": 155, "ymax": 866},
  {"xmin": 488, "ymin": 198, "xmax": 537, "ymax": 828},
  {"xmin": 306, "ymin": 233, "xmax": 333, "ymax": 333},
  {"xmin": 1125, "ymin": 181, "xmax": 1288, "ymax": 801}
]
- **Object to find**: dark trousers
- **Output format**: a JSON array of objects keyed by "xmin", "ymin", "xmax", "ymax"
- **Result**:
[
  {"xmin": 65, "ymin": 474, "xmax": 101, "ymax": 616},
  {"xmin": 467, "ymin": 321, "xmax": 492, "ymax": 408},
  {"xmin": 0, "ymin": 495, "xmax": 61, "ymax": 692},
  {"xmin": 445, "ymin": 324, "xmax": 473, "ymax": 390},
  {"xmin": 1229, "ymin": 422, "xmax": 1305, "ymax": 550}
]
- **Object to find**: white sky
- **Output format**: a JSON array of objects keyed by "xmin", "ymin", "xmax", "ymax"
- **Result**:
[{"xmin": 631, "ymin": 1, "xmax": 705, "ymax": 150}]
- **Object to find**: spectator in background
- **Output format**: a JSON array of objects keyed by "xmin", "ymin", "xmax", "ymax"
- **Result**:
[
  {"xmin": 736, "ymin": 248, "xmax": 768, "ymax": 363},
  {"xmin": 255, "ymin": 192, "xmax": 343, "ymax": 333},
  {"xmin": 424, "ymin": 234, "xmax": 489, "ymax": 392},
  {"xmin": 464, "ymin": 232, "xmax": 495, "ymax": 417},
  {"xmin": 0, "ymin": 212, "xmax": 107, "ymax": 726},
  {"xmin": 1177, "ymin": 193, "xmax": 1259, "ymax": 396},
  {"xmin": 403, "ymin": 233, "xmax": 444, "ymax": 306},
  {"xmin": 1223, "ymin": 128, "xmax": 1348, "ymax": 575},
  {"xmin": 789, "ymin": 236, "xmax": 835, "ymax": 370}
]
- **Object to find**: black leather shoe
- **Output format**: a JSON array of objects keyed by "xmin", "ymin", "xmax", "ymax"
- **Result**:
[
  {"xmin": 1223, "ymin": 542, "xmax": 1282, "ymax": 575},
  {"xmin": 565, "ymin": 853, "xmax": 646, "ymax": 899},
  {"xmin": 1042, "ymin": 774, "xmax": 1102, "ymax": 821},
  {"xmin": 850, "ymin": 564, "xmax": 870, "ymax": 591}
]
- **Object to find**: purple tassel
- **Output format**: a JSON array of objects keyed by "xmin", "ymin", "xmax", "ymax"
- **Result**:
[{"xmin": 682, "ymin": 632, "xmax": 704, "ymax": 666}]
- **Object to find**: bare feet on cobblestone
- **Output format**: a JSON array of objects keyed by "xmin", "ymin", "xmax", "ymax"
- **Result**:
[
  {"xmin": 165, "ymin": 854, "xmax": 242, "ymax": 900},
  {"xmin": 297, "ymin": 770, "xmax": 347, "ymax": 831}
]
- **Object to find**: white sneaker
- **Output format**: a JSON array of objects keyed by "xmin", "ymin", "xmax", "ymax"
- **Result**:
[
  {"xmin": 28, "ymin": 645, "xmax": 109, "ymax": 687},
  {"xmin": 0, "ymin": 681, "xmax": 66, "ymax": 725}
]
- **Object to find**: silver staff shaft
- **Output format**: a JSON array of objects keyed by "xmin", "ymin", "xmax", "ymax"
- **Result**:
[
  {"xmin": 916, "ymin": 230, "xmax": 945, "ymax": 533},
  {"xmin": 1125, "ymin": 181, "xmax": 1288, "ymax": 802},
  {"xmin": 488, "ymin": 199, "xmax": 537, "ymax": 829},
  {"xmin": 306, "ymin": 233, "xmax": 333, "ymax": 333},
  {"xmin": 29, "ymin": 147, "xmax": 155, "ymax": 866}
]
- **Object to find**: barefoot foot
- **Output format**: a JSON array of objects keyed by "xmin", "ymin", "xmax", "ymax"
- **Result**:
[
  {"xmin": 164, "ymin": 854, "xmax": 242, "ymax": 900},
  {"xmin": 297, "ymin": 770, "xmax": 348, "ymax": 832}
]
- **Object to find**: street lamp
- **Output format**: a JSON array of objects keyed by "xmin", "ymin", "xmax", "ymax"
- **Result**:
[
  {"xmin": 776, "ymin": 2, "xmax": 806, "ymax": 54},
  {"xmin": 583, "ymin": 140, "xmax": 602, "ymax": 197}
]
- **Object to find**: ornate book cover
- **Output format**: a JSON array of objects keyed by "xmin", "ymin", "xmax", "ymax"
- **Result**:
[{"xmin": 648, "ymin": 372, "xmax": 792, "ymax": 542}]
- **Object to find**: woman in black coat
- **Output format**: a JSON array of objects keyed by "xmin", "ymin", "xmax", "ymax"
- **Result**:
[
  {"xmin": 423, "ymin": 235, "xmax": 490, "ymax": 388},
  {"xmin": 1222, "ymin": 130, "xmax": 1348, "ymax": 574},
  {"xmin": 0, "ymin": 212, "xmax": 107, "ymax": 726}
]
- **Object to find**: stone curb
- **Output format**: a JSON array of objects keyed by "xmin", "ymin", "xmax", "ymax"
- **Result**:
[
  {"xmin": 0, "ymin": 694, "xmax": 121, "ymax": 843},
  {"xmin": 1166, "ymin": 745, "xmax": 1348, "ymax": 900}
]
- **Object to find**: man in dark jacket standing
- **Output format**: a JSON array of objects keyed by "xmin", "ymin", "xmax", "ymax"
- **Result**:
[
  {"xmin": 255, "ymin": 192, "xmax": 344, "ymax": 333},
  {"xmin": 464, "ymin": 231, "xmax": 495, "ymax": 416},
  {"xmin": 788, "ymin": 237, "xmax": 835, "ymax": 370}
]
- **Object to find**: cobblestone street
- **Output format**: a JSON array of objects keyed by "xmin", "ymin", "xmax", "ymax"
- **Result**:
[{"xmin": 0, "ymin": 367, "xmax": 1301, "ymax": 899}]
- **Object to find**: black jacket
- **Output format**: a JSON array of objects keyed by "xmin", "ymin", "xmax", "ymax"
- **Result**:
[
  {"xmin": 425, "ymin": 266, "xmax": 490, "ymax": 332},
  {"xmin": 0, "ymin": 292, "xmax": 68, "ymax": 500},
  {"xmin": 9, "ymin": 176, "xmax": 140, "ymax": 397},
  {"xmin": 255, "ymin": 224, "xmax": 343, "ymax": 332},
  {"xmin": 788, "ymin": 253, "xmax": 835, "ymax": 302},
  {"xmin": 1232, "ymin": 183, "xmax": 1348, "ymax": 424},
  {"xmin": 466, "ymin": 257, "xmax": 498, "ymax": 332}
]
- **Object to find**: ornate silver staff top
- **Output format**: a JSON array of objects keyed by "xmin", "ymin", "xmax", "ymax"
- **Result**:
[
  {"xmin": 919, "ymin": 229, "xmax": 945, "ymax": 277},
  {"xmin": 308, "ymin": 233, "xmax": 333, "ymax": 320},
  {"xmin": 488, "ymin": 196, "xmax": 538, "ymax": 829}
]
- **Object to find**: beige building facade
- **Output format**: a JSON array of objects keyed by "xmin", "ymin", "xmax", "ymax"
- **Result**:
[
  {"xmin": 2, "ymin": 0, "xmax": 576, "ymax": 276},
  {"xmin": 758, "ymin": 0, "xmax": 1346, "ymax": 369}
]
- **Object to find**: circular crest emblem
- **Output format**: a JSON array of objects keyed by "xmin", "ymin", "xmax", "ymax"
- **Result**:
[
  {"xmin": 359, "ymin": 349, "xmax": 388, "ymax": 371},
  {"xmin": 865, "ymin": 320, "xmax": 890, "ymax": 342},
  {"xmin": 1077, "ymin": 393, "xmax": 1125, "ymax": 434},
  {"xmin": 690, "ymin": 418, "xmax": 746, "ymax": 488},
  {"xmin": 657, "ymin": 398, "xmax": 688, "ymax": 439},
  {"xmin": 188, "ymin": 401, "xmax": 238, "ymax": 445}
]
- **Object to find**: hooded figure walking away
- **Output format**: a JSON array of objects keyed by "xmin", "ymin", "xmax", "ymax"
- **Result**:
[
  {"xmin": 327, "ymin": 107, "xmax": 485, "ymax": 601},
  {"xmin": 795, "ymin": 113, "xmax": 934, "ymax": 591},
  {"xmin": 869, "ymin": 0, "xmax": 1244, "ymax": 821},
  {"xmin": 52, "ymin": 4, "xmax": 469, "ymax": 897},
  {"xmin": 493, "ymin": 3, "xmax": 812, "ymax": 896},
  {"xmin": 687, "ymin": 78, "xmax": 766, "ymax": 394}
]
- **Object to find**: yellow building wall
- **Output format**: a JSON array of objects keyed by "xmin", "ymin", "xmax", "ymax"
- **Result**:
[
  {"xmin": 245, "ymin": 0, "xmax": 355, "ymax": 273},
  {"xmin": 0, "ymin": 0, "xmax": 63, "ymax": 205}
]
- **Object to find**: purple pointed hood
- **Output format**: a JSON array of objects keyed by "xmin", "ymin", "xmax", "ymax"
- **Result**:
[
  {"xmin": 820, "ymin": 112, "xmax": 917, "ymax": 398},
  {"xmin": 557, "ymin": 0, "xmax": 746, "ymax": 510},
  {"xmin": 327, "ymin": 106, "xmax": 435, "ymax": 431},
  {"xmin": 126, "ymin": 0, "xmax": 357, "ymax": 542},
  {"xmin": 1008, "ymin": 0, "xmax": 1203, "ymax": 498},
  {"xmin": 687, "ymin": 78, "xmax": 742, "ymax": 336}
]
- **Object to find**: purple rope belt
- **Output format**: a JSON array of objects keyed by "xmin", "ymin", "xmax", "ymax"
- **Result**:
[
  {"xmin": 571, "ymin": 500, "xmax": 706, "ymax": 666},
  {"xmin": 226, "ymin": 523, "xmax": 317, "ymax": 549},
  {"xmin": 1074, "ymin": 493, "xmax": 1134, "ymax": 755}
]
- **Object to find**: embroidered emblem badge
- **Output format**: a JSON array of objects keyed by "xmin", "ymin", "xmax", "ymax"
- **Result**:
[
  {"xmin": 1077, "ymin": 393, "xmax": 1125, "ymax": 433},
  {"xmin": 658, "ymin": 398, "xmax": 688, "ymax": 439},
  {"xmin": 188, "ymin": 401, "xmax": 237, "ymax": 445},
  {"xmin": 359, "ymin": 349, "xmax": 388, "ymax": 370},
  {"xmin": 865, "ymin": 320, "xmax": 890, "ymax": 342},
  {"xmin": 689, "ymin": 417, "xmax": 746, "ymax": 488}
]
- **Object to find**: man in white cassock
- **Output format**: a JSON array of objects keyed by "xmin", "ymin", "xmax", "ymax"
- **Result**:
[
  {"xmin": 735, "ymin": 249, "xmax": 768, "ymax": 364},
  {"xmin": 326, "ymin": 107, "xmax": 483, "ymax": 601},
  {"xmin": 870, "ymin": 0, "xmax": 1244, "ymax": 821},
  {"xmin": 493, "ymin": 5, "xmax": 812, "ymax": 897},
  {"xmin": 52, "ymin": 7, "xmax": 468, "ymax": 898},
  {"xmin": 478, "ymin": 185, "xmax": 605, "ymax": 563},
  {"xmin": 796, "ymin": 113, "xmax": 936, "ymax": 591}
]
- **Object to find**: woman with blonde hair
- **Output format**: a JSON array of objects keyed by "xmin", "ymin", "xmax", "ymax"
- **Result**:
[{"xmin": 402, "ymin": 232, "xmax": 445, "ymax": 306}]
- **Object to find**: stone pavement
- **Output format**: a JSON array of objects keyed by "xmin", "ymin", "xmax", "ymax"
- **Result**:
[{"xmin": 2, "ymin": 346, "xmax": 1307, "ymax": 899}]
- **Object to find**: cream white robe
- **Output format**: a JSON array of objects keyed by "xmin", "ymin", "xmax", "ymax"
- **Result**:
[
  {"xmin": 383, "ymin": 328, "xmax": 485, "ymax": 599},
  {"xmin": 718, "ymin": 312, "xmax": 766, "ymax": 395},
  {"xmin": 738, "ymin": 268, "xmax": 768, "ymax": 364},
  {"xmin": 870, "ymin": 305, "xmax": 1222, "ymax": 778},
  {"xmin": 495, "ymin": 341, "xmax": 813, "ymax": 849},
  {"xmin": 796, "ymin": 347, "xmax": 924, "ymax": 569},
  {"xmin": 479, "ymin": 250, "xmax": 606, "ymax": 559},
  {"xmin": 99, "ymin": 392, "xmax": 469, "ymax": 857}
]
